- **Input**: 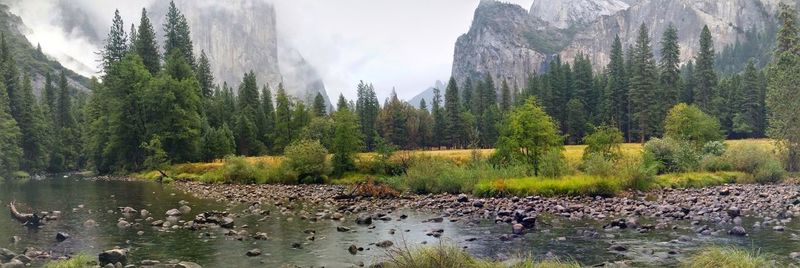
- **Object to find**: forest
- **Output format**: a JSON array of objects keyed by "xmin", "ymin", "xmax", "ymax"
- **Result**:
[{"xmin": 0, "ymin": 2, "xmax": 798, "ymax": 180}]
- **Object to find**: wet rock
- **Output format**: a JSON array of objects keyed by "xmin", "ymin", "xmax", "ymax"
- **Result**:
[
  {"xmin": 719, "ymin": 188, "xmax": 731, "ymax": 196},
  {"xmin": 348, "ymin": 244, "xmax": 358, "ymax": 255},
  {"xmin": 729, "ymin": 226, "xmax": 747, "ymax": 236},
  {"xmin": 457, "ymin": 194, "xmax": 469, "ymax": 202},
  {"xmin": 220, "ymin": 217, "xmax": 235, "ymax": 229},
  {"xmin": 426, "ymin": 229, "xmax": 444, "ymax": 237},
  {"xmin": 521, "ymin": 217, "xmax": 537, "ymax": 229},
  {"xmin": 608, "ymin": 244, "xmax": 628, "ymax": 252},
  {"xmin": 117, "ymin": 220, "xmax": 131, "ymax": 228},
  {"xmin": 376, "ymin": 240, "xmax": 393, "ymax": 248},
  {"xmin": 253, "ymin": 232, "xmax": 269, "ymax": 240},
  {"xmin": 99, "ymin": 249, "xmax": 127, "ymax": 266},
  {"xmin": 498, "ymin": 234, "xmax": 513, "ymax": 241},
  {"xmin": 140, "ymin": 209, "xmax": 150, "ymax": 218},
  {"xmin": 472, "ymin": 200, "xmax": 484, "ymax": 208},
  {"xmin": 337, "ymin": 226, "xmax": 351, "ymax": 232},
  {"xmin": 512, "ymin": 224, "xmax": 525, "ymax": 235},
  {"xmin": 790, "ymin": 252, "xmax": 800, "ymax": 259},
  {"xmin": 291, "ymin": 242, "xmax": 303, "ymax": 249},
  {"xmin": 1, "ymin": 259, "xmax": 24, "ymax": 268},
  {"xmin": 424, "ymin": 217, "xmax": 443, "ymax": 223},
  {"xmin": 246, "ymin": 249, "xmax": 261, "ymax": 257},
  {"xmin": 773, "ymin": 226, "xmax": 785, "ymax": 231},
  {"xmin": 166, "ymin": 209, "xmax": 182, "ymax": 217},
  {"xmin": 9, "ymin": 236, "xmax": 20, "ymax": 244},
  {"xmin": 0, "ymin": 248, "xmax": 16, "ymax": 262},
  {"xmin": 727, "ymin": 207, "xmax": 741, "ymax": 218},
  {"xmin": 331, "ymin": 213, "xmax": 344, "ymax": 220},
  {"xmin": 11, "ymin": 255, "xmax": 30, "ymax": 264},
  {"xmin": 120, "ymin": 207, "xmax": 137, "ymax": 214},
  {"xmin": 140, "ymin": 260, "xmax": 160, "ymax": 265},
  {"xmin": 355, "ymin": 215, "xmax": 372, "ymax": 225},
  {"xmin": 179, "ymin": 205, "xmax": 192, "ymax": 215},
  {"xmin": 56, "ymin": 232, "xmax": 70, "ymax": 242},
  {"xmin": 150, "ymin": 220, "xmax": 164, "ymax": 226}
]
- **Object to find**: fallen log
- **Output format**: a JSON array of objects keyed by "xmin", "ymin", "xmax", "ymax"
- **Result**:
[{"xmin": 9, "ymin": 201, "xmax": 42, "ymax": 227}]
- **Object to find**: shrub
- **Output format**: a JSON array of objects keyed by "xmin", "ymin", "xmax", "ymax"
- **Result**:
[
  {"xmin": 724, "ymin": 143, "xmax": 775, "ymax": 174},
  {"xmin": 284, "ymin": 139, "xmax": 331, "ymax": 184},
  {"xmin": 619, "ymin": 154, "xmax": 658, "ymax": 191},
  {"xmin": 403, "ymin": 156, "xmax": 466, "ymax": 194},
  {"xmin": 43, "ymin": 254, "xmax": 92, "ymax": 268},
  {"xmin": 644, "ymin": 138, "xmax": 700, "ymax": 173},
  {"xmin": 754, "ymin": 159, "xmax": 785, "ymax": 184},
  {"xmin": 220, "ymin": 156, "xmax": 259, "ymax": 184},
  {"xmin": 580, "ymin": 153, "xmax": 615, "ymax": 177},
  {"xmin": 474, "ymin": 175, "xmax": 623, "ymax": 197},
  {"xmin": 539, "ymin": 148, "xmax": 571, "ymax": 178},
  {"xmin": 583, "ymin": 125, "xmax": 624, "ymax": 160},
  {"xmin": 664, "ymin": 103, "xmax": 723, "ymax": 148},
  {"xmin": 700, "ymin": 155, "xmax": 733, "ymax": 172},
  {"xmin": 702, "ymin": 141, "xmax": 727, "ymax": 156}
]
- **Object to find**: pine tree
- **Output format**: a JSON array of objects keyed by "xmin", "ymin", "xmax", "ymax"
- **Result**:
[
  {"xmin": 378, "ymin": 90, "xmax": 409, "ymax": 148},
  {"xmin": 767, "ymin": 3, "xmax": 800, "ymax": 171},
  {"xmin": 0, "ymin": 77, "xmax": 20, "ymax": 175},
  {"xmin": 56, "ymin": 70, "xmax": 75, "ymax": 130},
  {"xmin": 572, "ymin": 53, "xmax": 595, "ymax": 119},
  {"xmin": 336, "ymin": 94, "xmax": 348, "ymax": 111},
  {"xmin": 102, "ymin": 10, "xmax": 127, "ymax": 72},
  {"xmin": 261, "ymin": 85, "xmax": 275, "ymax": 151},
  {"xmin": 444, "ymin": 77, "xmax": 463, "ymax": 147},
  {"xmin": 431, "ymin": 87, "xmax": 445, "ymax": 148},
  {"xmin": 603, "ymin": 35, "xmax": 628, "ymax": 133},
  {"xmin": 732, "ymin": 60, "xmax": 764, "ymax": 138},
  {"xmin": 681, "ymin": 61, "xmax": 696, "ymax": 104},
  {"xmin": 163, "ymin": 1, "xmax": 195, "ymax": 67},
  {"xmin": 196, "ymin": 50, "xmax": 213, "ymax": 98},
  {"xmin": 629, "ymin": 23, "xmax": 659, "ymax": 143},
  {"xmin": 274, "ymin": 83, "xmax": 293, "ymax": 152},
  {"xmin": 500, "ymin": 79, "xmax": 512, "ymax": 112},
  {"xmin": 129, "ymin": 24, "xmax": 137, "ymax": 51},
  {"xmin": 313, "ymin": 92, "xmax": 327, "ymax": 117},
  {"xmin": 777, "ymin": 3, "xmax": 799, "ymax": 55},
  {"xmin": 136, "ymin": 8, "xmax": 160, "ymax": 74},
  {"xmin": 694, "ymin": 25, "xmax": 718, "ymax": 113},
  {"xmin": 565, "ymin": 98, "xmax": 587, "ymax": 144},
  {"xmin": 331, "ymin": 102, "xmax": 361, "ymax": 175},
  {"xmin": 356, "ymin": 81, "xmax": 379, "ymax": 151},
  {"xmin": 658, "ymin": 24, "xmax": 681, "ymax": 135},
  {"xmin": 42, "ymin": 72, "xmax": 57, "ymax": 121},
  {"xmin": 417, "ymin": 99, "xmax": 433, "ymax": 148},
  {"xmin": 462, "ymin": 77, "xmax": 473, "ymax": 113}
]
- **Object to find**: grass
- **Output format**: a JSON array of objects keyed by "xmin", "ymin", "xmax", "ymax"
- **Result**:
[
  {"xmin": 43, "ymin": 254, "xmax": 93, "ymax": 268},
  {"xmin": 474, "ymin": 175, "xmax": 623, "ymax": 197},
  {"xmin": 682, "ymin": 246, "xmax": 772, "ymax": 268},
  {"xmin": 653, "ymin": 172, "xmax": 750, "ymax": 189},
  {"xmin": 383, "ymin": 243, "xmax": 580, "ymax": 268}
]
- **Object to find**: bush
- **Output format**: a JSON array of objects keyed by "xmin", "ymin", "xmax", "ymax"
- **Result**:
[
  {"xmin": 702, "ymin": 141, "xmax": 727, "ymax": 156},
  {"xmin": 644, "ymin": 138, "xmax": 700, "ymax": 173},
  {"xmin": 754, "ymin": 159, "xmax": 785, "ymax": 184},
  {"xmin": 700, "ymin": 155, "xmax": 733, "ymax": 172},
  {"xmin": 284, "ymin": 139, "xmax": 331, "ymax": 184},
  {"xmin": 539, "ymin": 148, "xmax": 571, "ymax": 178},
  {"xmin": 619, "ymin": 154, "xmax": 658, "ymax": 191},
  {"xmin": 399, "ymin": 156, "xmax": 529, "ymax": 195},
  {"xmin": 583, "ymin": 125, "xmax": 624, "ymax": 160},
  {"xmin": 580, "ymin": 153, "xmax": 615, "ymax": 177},
  {"xmin": 664, "ymin": 103, "xmax": 723, "ymax": 148},
  {"xmin": 724, "ymin": 143, "xmax": 774, "ymax": 174},
  {"xmin": 220, "ymin": 156, "xmax": 259, "ymax": 184}
]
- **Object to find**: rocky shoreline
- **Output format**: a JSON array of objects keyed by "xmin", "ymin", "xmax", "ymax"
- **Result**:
[{"xmin": 173, "ymin": 181, "xmax": 800, "ymax": 242}]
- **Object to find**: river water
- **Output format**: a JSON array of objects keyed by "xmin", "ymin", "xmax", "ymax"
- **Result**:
[{"xmin": 0, "ymin": 176, "xmax": 798, "ymax": 267}]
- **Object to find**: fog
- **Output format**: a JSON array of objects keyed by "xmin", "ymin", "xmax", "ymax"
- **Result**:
[{"xmin": 6, "ymin": 0, "xmax": 532, "ymax": 100}]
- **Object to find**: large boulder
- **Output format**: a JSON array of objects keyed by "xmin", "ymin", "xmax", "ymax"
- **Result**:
[{"xmin": 98, "ymin": 249, "xmax": 127, "ymax": 266}]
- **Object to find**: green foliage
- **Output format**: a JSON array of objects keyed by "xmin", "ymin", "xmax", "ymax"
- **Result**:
[
  {"xmin": 201, "ymin": 124, "xmax": 235, "ymax": 161},
  {"xmin": 399, "ymin": 156, "xmax": 527, "ymax": 195},
  {"xmin": 539, "ymin": 148, "xmax": 570, "ymax": 178},
  {"xmin": 702, "ymin": 141, "xmax": 727, "ymax": 156},
  {"xmin": 723, "ymin": 143, "xmax": 785, "ymax": 183},
  {"xmin": 767, "ymin": 4, "xmax": 800, "ymax": 171},
  {"xmin": 655, "ymin": 172, "xmax": 748, "ymax": 189},
  {"xmin": 43, "ymin": 253, "xmax": 93, "ymax": 268},
  {"xmin": 493, "ymin": 98, "xmax": 562, "ymax": 176},
  {"xmin": 141, "ymin": 135, "xmax": 169, "ymax": 171},
  {"xmin": 629, "ymin": 23, "xmax": 660, "ymax": 142},
  {"xmin": 331, "ymin": 107, "xmax": 362, "ymax": 176},
  {"xmin": 356, "ymin": 81, "xmax": 380, "ymax": 150},
  {"xmin": 664, "ymin": 103, "xmax": 723, "ymax": 147},
  {"xmin": 694, "ymin": 25, "xmax": 718, "ymax": 113},
  {"xmin": 644, "ymin": 138, "xmax": 700, "ymax": 173},
  {"xmin": 163, "ymin": 1, "xmax": 195, "ymax": 67},
  {"xmin": 135, "ymin": 8, "xmax": 160, "ymax": 75},
  {"xmin": 382, "ymin": 243, "xmax": 580, "ymax": 268},
  {"xmin": 583, "ymin": 125, "xmax": 624, "ymax": 160},
  {"xmin": 682, "ymin": 247, "xmax": 771, "ymax": 268},
  {"xmin": 0, "ymin": 80, "xmax": 21, "ymax": 175},
  {"xmin": 580, "ymin": 153, "xmax": 615, "ymax": 177},
  {"xmin": 474, "ymin": 175, "xmax": 622, "ymax": 198},
  {"xmin": 284, "ymin": 139, "xmax": 331, "ymax": 184}
]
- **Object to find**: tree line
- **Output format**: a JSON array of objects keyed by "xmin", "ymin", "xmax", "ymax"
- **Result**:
[{"xmin": 0, "ymin": 2, "xmax": 798, "ymax": 177}]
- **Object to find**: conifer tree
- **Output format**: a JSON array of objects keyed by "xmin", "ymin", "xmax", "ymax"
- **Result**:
[
  {"xmin": 444, "ymin": 77, "xmax": 463, "ymax": 147},
  {"xmin": 196, "ymin": 50, "xmax": 213, "ymax": 98},
  {"xmin": 313, "ymin": 92, "xmax": 327, "ymax": 117},
  {"xmin": 431, "ymin": 87, "xmax": 445, "ymax": 148},
  {"xmin": 356, "ymin": 81, "xmax": 379, "ymax": 151},
  {"xmin": 629, "ymin": 23, "xmax": 659, "ymax": 142},
  {"xmin": 694, "ymin": 25, "xmax": 718, "ymax": 113},
  {"xmin": 500, "ymin": 79, "xmax": 512, "ymax": 112},
  {"xmin": 261, "ymin": 85, "xmax": 275, "ymax": 151},
  {"xmin": 102, "ymin": 10, "xmax": 127, "ymax": 71},
  {"xmin": 163, "ymin": 1, "xmax": 195, "ymax": 67},
  {"xmin": 136, "ymin": 8, "xmax": 160, "ymax": 74},
  {"xmin": 767, "ymin": 3, "xmax": 800, "ymax": 171},
  {"xmin": 274, "ymin": 83, "xmax": 293, "ymax": 152},
  {"xmin": 462, "ymin": 78, "xmax": 473, "ymax": 113},
  {"xmin": 603, "ymin": 35, "xmax": 627, "ymax": 132},
  {"xmin": 0, "ymin": 80, "xmax": 20, "ymax": 175}
]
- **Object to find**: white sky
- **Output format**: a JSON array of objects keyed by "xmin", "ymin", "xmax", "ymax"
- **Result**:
[{"xmin": 10, "ymin": 0, "xmax": 533, "ymax": 101}]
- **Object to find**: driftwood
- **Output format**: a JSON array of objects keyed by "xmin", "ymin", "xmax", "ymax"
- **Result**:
[{"xmin": 9, "ymin": 201, "xmax": 42, "ymax": 227}]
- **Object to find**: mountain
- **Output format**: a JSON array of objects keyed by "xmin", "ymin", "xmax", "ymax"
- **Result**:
[
  {"xmin": 0, "ymin": 4, "xmax": 90, "ymax": 93},
  {"xmin": 409, "ymin": 80, "xmax": 445, "ymax": 109},
  {"xmin": 452, "ymin": 0, "xmax": 796, "ymax": 90},
  {"xmin": 149, "ymin": 0, "xmax": 331, "ymax": 108}
]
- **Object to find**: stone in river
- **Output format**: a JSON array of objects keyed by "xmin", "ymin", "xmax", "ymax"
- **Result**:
[
  {"xmin": 166, "ymin": 209, "xmax": 182, "ymax": 217},
  {"xmin": 337, "ymin": 226, "xmax": 351, "ymax": 232},
  {"xmin": 512, "ymin": 224, "xmax": 525, "ymax": 235},
  {"xmin": 98, "ymin": 249, "xmax": 127, "ymax": 266},
  {"xmin": 608, "ymin": 244, "xmax": 628, "ymax": 252},
  {"xmin": 376, "ymin": 240, "xmax": 394, "ymax": 248},
  {"xmin": 246, "ymin": 249, "xmax": 261, "ymax": 257},
  {"xmin": 55, "ymin": 232, "xmax": 70, "ymax": 242},
  {"xmin": 348, "ymin": 244, "xmax": 358, "ymax": 255},
  {"xmin": 729, "ymin": 226, "xmax": 747, "ymax": 236}
]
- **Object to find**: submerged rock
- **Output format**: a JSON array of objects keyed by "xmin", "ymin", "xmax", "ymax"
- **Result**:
[
  {"xmin": 55, "ymin": 232, "xmax": 70, "ymax": 242},
  {"xmin": 98, "ymin": 249, "xmax": 127, "ymax": 266},
  {"xmin": 729, "ymin": 226, "xmax": 747, "ymax": 236},
  {"xmin": 376, "ymin": 240, "xmax": 393, "ymax": 248},
  {"xmin": 246, "ymin": 249, "xmax": 261, "ymax": 257}
]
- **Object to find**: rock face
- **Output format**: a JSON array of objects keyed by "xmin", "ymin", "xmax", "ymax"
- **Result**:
[
  {"xmin": 452, "ymin": 0, "xmax": 797, "ymax": 90},
  {"xmin": 150, "ymin": 0, "xmax": 330, "ymax": 107}
]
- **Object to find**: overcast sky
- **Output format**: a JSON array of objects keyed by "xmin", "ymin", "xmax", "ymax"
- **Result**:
[{"xmin": 10, "ymin": 0, "xmax": 533, "ymax": 101}]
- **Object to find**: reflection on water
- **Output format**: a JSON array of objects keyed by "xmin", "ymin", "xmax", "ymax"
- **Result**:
[{"xmin": 0, "ymin": 176, "xmax": 798, "ymax": 267}]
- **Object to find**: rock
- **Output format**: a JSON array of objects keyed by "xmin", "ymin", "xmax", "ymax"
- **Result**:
[
  {"xmin": 337, "ymin": 226, "xmax": 351, "ymax": 232},
  {"xmin": 220, "ymin": 217, "xmax": 235, "ymax": 229},
  {"xmin": 141, "ymin": 260, "xmax": 160, "ymax": 265},
  {"xmin": 719, "ymin": 188, "xmax": 731, "ymax": 196},
  {"xmin": 773, "ymin": 226, "xmax": 785, "ymax": 231},
  {"xmin": 140, "ymin": 209, "xmax": 150, "ymax": 218},
  {"xmin": 376, "ymin": 240, "xmax": 393, "ymax": 248},
  {"xmin": 457, "ymin": 194, "xmax": 469, "ymax": 202},
  {"xmin": 151, "ymin": 220, "xmax": 164, "ymax": 226},
  {"xmin": 179, "ymin": 205, "xmax": 192, "ymax": 214},
  {"xmin": 608, "ymin": 244, "xmax": 628, "ymax": 251},
  {"xmin": 11, "ymin": 255, "xmax": 30, "ymax": 264},
  {"xmin": 175, "ymin": 261, "xmax": 203, "ymax": 268},
  {"xmin": 425, "ymin": 217, "xmax": 444, "ymax": 223},
  {"xmin": 84, "ymin": 219, "xmax": 97, "ymax": 228},
  {"xmin": 99, "ymin": 249, "xmax": 127, "ymax": 266},
  {"xmin": 253, "ymin": 232, "xmax": 269, "ymax": 240},
  {"xmin": 9, "ymin": 236, "xmax": 20, "ymax": 244},
  {"xmin": 117, "ymin": 220, "xmax": 131, "ymax": 228},
  {"xmin": 790, "ymin": 252, "xmax": 800, "ymax": 259},
  {"xmin": 512, "ymin": 224, "xmax": 525, "ymax": 235},
  {"xmin": 727, "ymin": 207, "xmax": 741, "ymax": 218},
  {"xmin": 472, "ymin": 200, "xmax": 484, "ymax": 208},
  {"xmin": 499, "ymin": 234, "xmax": 513, "ymax": 241},
  {"xmin": 291, "ymin": 242, "xmax": 303, "ymax": 249},
  {"xmin": 729, "ymin": 226, "xmax": 747, "ymax": 236},
  {"xmin": 246, "ymin": 249, "xmax": 262, "ymax": 257},
  {"xmin": 521, "ymin": 217, "xmax": 537, "ymax": 228},
  {"xmin": 166, "ymin": 209, "xmax": 182, "ymax": 217},
  {"xmin": 355, "ymin": 215, "xmax": 372, "ymax": 225},
  {"xmin": 56, "ymin": 232, "xmax": 70, "ymax": 242},
  {"xmin": 0, "ymin": 248, "xmax": 14, "ymax": 262},
  {"xmin": 1, "ymin": 259, "xmax": 24, "ymax": 268},
  {"xmin": 348, "ymin": 244, "xmax": 358, "ymax": 255}
]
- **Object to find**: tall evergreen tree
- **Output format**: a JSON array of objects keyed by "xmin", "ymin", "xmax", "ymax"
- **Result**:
[
  {"xmin": 629, "ymin": 23, "xmax": 659, "ymax": 143},
  {"xmin": 136, "ymin": 8, "xmax": 160, "ymax": 74},
  {"xmin": 356, "ymin": 81, "xmax": 379, "ymax": 151},
  {"xmin": 261, "ymin": 85, "xmax": 275, "ymax": 151},
  {"xmin": 431, "ymin": 87, "xmax": 445, "ymax": 148},
  {"xmin": 274, "ymin": 83, "xmax": 293, "ymax": 152},
  {"xmin": 101, "ymin": 10, "xmax": 127, "ymax": 71},
  {"xmin": 500, "ymin": 79, "xmax": 512, "ymax": 112},
  {"xmin": 694, "ymin": 25, "xmax": 718, "ymax": 113},
  {"xmin": 196, "ymin": 50, "xmax": 213, "ymax": 98},
  {"xmin": 163, "ymin": 1, "xmax": 195, "ymax": 67},
  {"xmin": 603, "ymin": 35, "xmax": 628, "ymax": 134},
  {"xmin": 42, "ymin": 72, "xmax": 57, "ymax": 121},
  {"xmin": 733, "ymin": 60, "xmax": 765, "ymax": 137},
  {"xmin": 767, "ymin": 3, "xmax": 800, "ymax": 171},
  {"xmin": 0, "ymin": 79, "xmax": 20, "ymax": 175},
  {"xmin": 444, "ymin": 77, "xmax": 463, "ymax": 147},
  {"xmin": 313, "ymin": 92, "xmax": 327, "ymax": 117},
  {"xmin": 336, "ymin": 94, "xmax": 348, "ymax": 111},
  {"xmin": 331, "ymin": 102, "xmax": 361, "ymax": 175},
  {"xmin": 462, "ymin": 78, "xmax": 473, "ymax": 113}
]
